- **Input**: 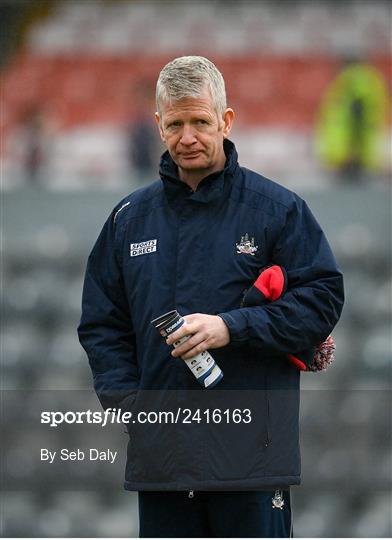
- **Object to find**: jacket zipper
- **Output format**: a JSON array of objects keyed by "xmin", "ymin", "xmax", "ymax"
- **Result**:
[
  {"xmin": 265, "ymin": 370, "xmax": 271, "ymax": 447},
  {"xmin": 265, "ymin": 394, "xmax": 271, "ymax": 447}
]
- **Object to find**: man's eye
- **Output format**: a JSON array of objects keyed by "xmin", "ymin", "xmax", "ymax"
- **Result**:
[{"xmin": 197, "ymin": 119, "xmax": 208, "ymax": 125}]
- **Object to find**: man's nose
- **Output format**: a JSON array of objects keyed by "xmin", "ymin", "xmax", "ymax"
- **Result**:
[{"xmin": 179, "ymin": 125, "xmax": 197, "ymax": 145}]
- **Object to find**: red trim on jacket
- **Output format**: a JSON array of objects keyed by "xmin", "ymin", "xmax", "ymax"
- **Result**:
[{"xmin": 287, "ymin": 354, "xmax": 308, "ymax": 371}]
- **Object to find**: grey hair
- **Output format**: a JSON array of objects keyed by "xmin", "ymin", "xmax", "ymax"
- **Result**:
[{"xmin": 156, "ymin": 56, "xmax": 227, "ymax": 118}]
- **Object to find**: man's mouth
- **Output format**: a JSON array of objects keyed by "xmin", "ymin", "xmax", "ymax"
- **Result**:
[{"xmin": 181, "ymin": 152, "xmax": 201, "ymax": 158}]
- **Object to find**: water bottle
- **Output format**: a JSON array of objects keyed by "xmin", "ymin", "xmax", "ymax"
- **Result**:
[{"xmin": 151, "ymin": 310, "xmax": 223, "ymax": 389}]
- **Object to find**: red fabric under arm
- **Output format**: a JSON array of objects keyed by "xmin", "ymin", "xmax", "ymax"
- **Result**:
[{"xmin": 253, "ymin": 265, "xmax": 287, "ymax": 301}]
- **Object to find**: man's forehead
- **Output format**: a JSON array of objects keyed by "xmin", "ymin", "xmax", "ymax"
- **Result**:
[{"xmin": 160, "ymin": 88, "xmax": 214, "ymax": 113}]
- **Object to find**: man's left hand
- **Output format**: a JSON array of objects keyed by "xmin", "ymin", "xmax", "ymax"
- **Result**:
[{"xmin": 166, "ymin": 313, "xmax": 230, "ymax": 360}]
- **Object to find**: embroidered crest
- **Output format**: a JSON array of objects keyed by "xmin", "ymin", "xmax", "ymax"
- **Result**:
[
  {"xmin": 272, "ymin": 490, "xmax": 284, "ymax": 510},
  {"xmin": 236, "ymin": 233, "xmax": 258, "ymax": 256}
]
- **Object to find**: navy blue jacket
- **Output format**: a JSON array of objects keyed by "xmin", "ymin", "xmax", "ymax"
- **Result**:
[{"xmin": 78, "ymin": 140, "xmax": 344, "ymax": 491}]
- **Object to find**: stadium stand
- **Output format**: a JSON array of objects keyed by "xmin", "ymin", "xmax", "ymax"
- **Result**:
[
  {"xmin": 2, "ymin": 0, "xmax": 391, "ymax": 537},
  {"xmin": 1, "ymin": 0, "xmax": 390, "ymax": 187}
]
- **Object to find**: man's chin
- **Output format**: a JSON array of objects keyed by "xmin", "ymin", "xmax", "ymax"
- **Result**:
[{"xmin": 178, "ymin": 158, "xmax": 208, "ymax": 171}]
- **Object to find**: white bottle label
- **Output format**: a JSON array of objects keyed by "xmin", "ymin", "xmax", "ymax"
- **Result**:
[{"xmin": 173, "ymin": 328, "xmax": 215, "ymax": 379}]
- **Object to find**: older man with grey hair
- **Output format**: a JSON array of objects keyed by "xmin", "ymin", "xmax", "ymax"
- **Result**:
[{"xmin": 79, "ymin": 56, "xmax": 344, "ymax": 537}]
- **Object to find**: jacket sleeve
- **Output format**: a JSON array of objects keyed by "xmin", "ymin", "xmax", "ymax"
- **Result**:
[
  {"xmin": 78, "ymin": 209, "xmax": 139, "ymax": 411},
  {"xmin": 219, "ymin": 197, "xmax": 344, "ymax": 355}
]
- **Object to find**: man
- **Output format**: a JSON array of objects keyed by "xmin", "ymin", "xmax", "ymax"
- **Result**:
[{"xmin": 78, "ymin": 56, "xmax": 344, "ymax": 538}]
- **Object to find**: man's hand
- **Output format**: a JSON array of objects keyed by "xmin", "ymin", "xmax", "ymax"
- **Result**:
[{"xmin": 166, "ymin": 313, "xmax": 230, "ymax": 360}]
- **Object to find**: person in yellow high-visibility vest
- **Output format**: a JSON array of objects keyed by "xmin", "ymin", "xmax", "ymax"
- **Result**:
[{"xmin": 315, "ymin": 60, "xmax": 389, "ymax": 179}]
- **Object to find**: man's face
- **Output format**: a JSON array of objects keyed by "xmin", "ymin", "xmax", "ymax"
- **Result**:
[{"xmin": 155, "ymin": 88, "xmax": 234, "ymax": 181}]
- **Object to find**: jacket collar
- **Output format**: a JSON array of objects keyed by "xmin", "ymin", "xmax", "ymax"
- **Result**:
[{"xmin": 159, "ymin": 139, "xmax": 238, "ymax": 205}]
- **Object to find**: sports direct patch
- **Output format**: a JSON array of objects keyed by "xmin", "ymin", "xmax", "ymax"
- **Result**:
[{"xmin": 130, "ymin": 239, "xmax": 157, "ymax": 257}]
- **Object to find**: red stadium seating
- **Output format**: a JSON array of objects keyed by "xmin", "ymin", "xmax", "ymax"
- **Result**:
[{"xmin": 1, "ymin": 53, "xmax": 390, "ymax": 144}]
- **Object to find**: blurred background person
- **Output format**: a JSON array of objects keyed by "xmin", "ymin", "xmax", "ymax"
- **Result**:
[
  {"xmin": 126, "ymin": 80, "xmax": 161, "ymax": 185},
  {"xmin": 18, "ymin": 105, "xmax": 54, "ymax": 185},
  {"xmin": 315, "ymin": 59, "xmax": 389, "ymax": 182}
]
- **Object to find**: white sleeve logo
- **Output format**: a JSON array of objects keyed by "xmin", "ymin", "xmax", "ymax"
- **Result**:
[{"xmin": 130, "ymin": 239, "xmax": 157, "ymax": 257}]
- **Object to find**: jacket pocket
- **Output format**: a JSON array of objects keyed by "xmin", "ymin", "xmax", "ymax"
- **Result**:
[
  {"xmin": 119, "ymin": 389, "xmax": 140, "ymax": 436},
  {"xmin": 262, "ymin": 388, "xmax": 301, "ymax": 477},
  {"xmin": 125, "ymin": 390, "xmax": 181, "ymax": 484},
  {"xmin": 201, "ymin": 390, "xmax": 270, "ymax": 482}
]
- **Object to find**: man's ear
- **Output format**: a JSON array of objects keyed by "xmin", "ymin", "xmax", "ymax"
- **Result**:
[
  {"xmin": 222, "ymin": 108, "xmax": 235, "ymax": 139},
  {"xmin": 155, "ymin": 112, "xmax": 166, "ymax": 143}
]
